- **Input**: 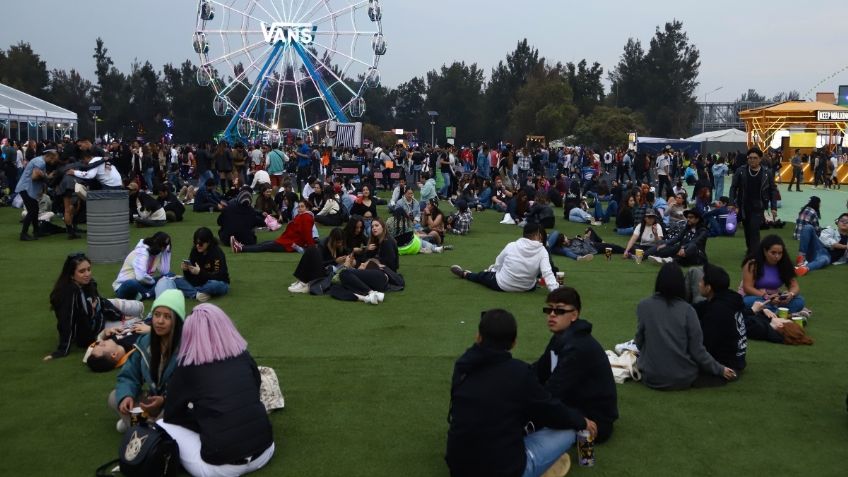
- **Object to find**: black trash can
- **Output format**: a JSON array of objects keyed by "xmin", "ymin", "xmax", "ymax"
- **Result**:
[{"xmin": 86, "ymin": 190, "xmax": 130, "ymax": 263}]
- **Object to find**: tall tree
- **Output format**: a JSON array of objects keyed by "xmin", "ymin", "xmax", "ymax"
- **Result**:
[
  {"xmin": 736, "ymin": 89, "xmax": 767, "ymax": 103},
  {"xmin": 506, "ymin": 67, "xmax": 578, "ymax": 143},
  {"xmin": 92, "ymin": 38, "xmax": 132, "ymax": 139},
  {"xmin": 0, "ymin": 42, "xmax": 50, "ymax": 98},
  {"xmin": 162, "ymin": 61, "xmax": 228, "ymax": 142},
  {"xmin": 770, "ymin": 90, "xmax": 800, "ymax": 103},
  {"xmin": 127, "ymin": 60, "xmax": 167, "ymax": 140},
  {"xmin": 359, "ymin": 83, "xmax": 395, "ymax": 129},
  {"xmin": 393, "ymin": 77, "xmax": 426, "ymax": 132},
  {"xmin": 608, "ymin": 38, "xmax": 646, "ymax": 111},
  {"xmin": 573, "ymin": 106, "xmax": 647, "ymax": 148},
  {"xmin": 484, "ymin": 39, "xmax": 543, "ymax": 142},
  {"xmin": 424, "ymin": 62, "xmax": 486, "ymax": 145},
  {"xmin": 641, "ymin": 20, "xmax": 701, "ymax": 137},
  {"xmin": 565, "ymin": 59, "xmax": 605, "ymax": 116}
]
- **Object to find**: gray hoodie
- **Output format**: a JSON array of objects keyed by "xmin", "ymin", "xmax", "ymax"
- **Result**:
[{"xmin": 635, "ymin": 294, "xmax": 724, "ymax": 389}]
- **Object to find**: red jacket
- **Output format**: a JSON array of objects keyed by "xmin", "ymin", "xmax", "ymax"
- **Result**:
[{"xmin": 275, "ymin": 212, "xmax": 315, "ymax": 251}]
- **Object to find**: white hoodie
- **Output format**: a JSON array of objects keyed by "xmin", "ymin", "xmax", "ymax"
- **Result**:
[{"xmin": 493, "ymin": 237, "xmax": 558, "ymax": 292}]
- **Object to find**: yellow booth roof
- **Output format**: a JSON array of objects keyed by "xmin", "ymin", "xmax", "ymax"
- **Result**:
[{"xmin": 740, "ymin": 101, "xmax": 848, "ymax": 116}]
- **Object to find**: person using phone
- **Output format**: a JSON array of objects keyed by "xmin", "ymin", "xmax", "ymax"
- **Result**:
[
  {"xmin": 740, "ymin": 235, "xmax": 805, "ymax": 314},
  {"xmin": 156, "ymin": 227, "xmax": 230, "ymax": 303}
]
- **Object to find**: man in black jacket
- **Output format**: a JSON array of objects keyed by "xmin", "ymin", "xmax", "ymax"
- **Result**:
[
  {"xmin": 693, "ymin": 263, "xmax": 747, "ymax": 372},
  {"xmin": 728, "ymin": 147, "xmax": 778, "ymax": 254},
  {"xmin": 446, "ymin": 309, "xmax": 594, "ymax": 477},
  {"xmin": 532, "ymin": 287, "xmax": 618, "ymax": 443},
  {"xmin": 646, "ymin": 209, "xmax": 708, "ymax": 266}
]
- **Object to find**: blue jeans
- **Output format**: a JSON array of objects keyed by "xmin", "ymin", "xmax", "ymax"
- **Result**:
[
  {"xmin": 743, "ymin": 295, "xmax": 806, "ymax": 313},
  {"xmin": 547, "ymin": 230, "xmax": 579, "ymax": 260},
  {"xmin": 798, "ymin": 224, "xmax": 831, "ymax": 272},
  {"xmin": 569, "ymin": 208, "xmax": 592, "ymax": 223},
  {"xmin": 156, "ymin": 276, "xmax": 229, "ymax": 299},
  {"xmin": 439, "ymin": 172, "xmax": 451, "ymax": 197},
  {"xmin": 522, "ymin": 428, "xmax": 576, "ymax": 477},
  {"xmin": 594, "ymin": 199, "xmax": 618, "ymax": 223},
  {"xmin": 115, "ymin": 279, "xmax": 156, "ymax": 300},
  {"xmin": 616, "ymin": 226, "xmax": 634, "ymax": 236}
]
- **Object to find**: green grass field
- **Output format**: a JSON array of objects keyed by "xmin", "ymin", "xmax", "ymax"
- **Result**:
[{"xmin": 0, "ymin": 183, "xmax": 846, "ymax": 476}]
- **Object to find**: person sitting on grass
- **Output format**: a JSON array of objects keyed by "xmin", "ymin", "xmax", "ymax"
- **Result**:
[
  {"xmin": 446, "ymin": 309, "xmax": 594, "ymax": 477},
  {"xmin": 254, "ymin": 183, "xmax": 279, "ymax": 221},
  {"xmin": 156, "ymin": 227, "xmax": 229, "ymax": 303},
  {"xmin": 343, "ymin": 215, "xmax": 369, "ymax": 256},
  {"xmin": 693, "ymin": 263, "xmax": 747, "ymax": 373},
  {"xmin": 193, "ymin": 178, "xmax": 226, "ymax": 212},
  {"xmin": 532, "ymin": 287, "xmax": 619, "ymax": 443},
  {"xmin": 232, "ymin": 200, "xmax": 315, "ymax": 253},
  {"xmin": 158, "ymin": 304, "xmax": 275, "ymax": 477},
  {"xmin": 315, "ymin": 187, "xmax": 345, "ymax": 226},
  {"xmin": 155, "ymin": 184, "xmax": 185, "ymax": 222},
  {"xmin": 129, "ymin": 183, "xmax": 168, "ymax": 228},
  {"xmin": 110, "ymin": 289, "xmax": 184, "ymax": 432},
  {"xmin": 218, "ymin": 187, "xmax": 265, "ymax": 249},
  {"xmin": 622, "ymin": 209, "xmax": 664, "ymax": 260},
  {"xmin": 794, "ymin": 212, "xmax": 848, "ymax": 276},
  {"xmin": 84, "ymin": 321, "xmax": 151, "ymax": 372},
  {"xmin": 329, "ymin": 219, "xmax": 403, "ymax": 305},
  {"xmin": 613, "ymin": 193, "xmax": 637, "ymax": 236},
  {"xmin": 288, "ymin": 227, "xmax": 350, "ymax": 293},
  {"xmin": 45, "ymin": 253, "xmax": 138, "ymax": 361},
  {"xmin": 635, "ymin": 262, "xmax": 737, "ymax": 390},
  {"xmin": 386, "ymin": 207, "xmax": 446, "ymax": 255},
  {"xmin": 645, "ymin": 209, "xmax": 708, "ymax": 266},
  {"xmin": 420, "ymin": 199, "xmax": 447, "ymax": 245},
  {"xmin": 112, "ymin": 232, "xmax": 172, "ymax": 300},
  {"xmin": 450, "ymin": 222, "xmax": 558, "ymax": 293},
  {"xmin": 568, "ymin": 198, "xmax": 602, "ymax": 226},
  {"xmin": 702, "ymin": 196, "xmax": 733, "ymax": 238},
  {"xmin": 740, "ymin": 234, "xmax": 806, "ymax": 314},
  {"xmin": 446, "ymin": 199, "xmax": 473, "ymax": 235},
  {"xmin": 792, "ymin": 196, "xmax": 822, "ymax": 240}
]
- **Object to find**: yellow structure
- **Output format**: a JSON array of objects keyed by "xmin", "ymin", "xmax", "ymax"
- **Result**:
[{"xmin": 740, "ymin": 101, "xmax": 848, "ymax": 184}]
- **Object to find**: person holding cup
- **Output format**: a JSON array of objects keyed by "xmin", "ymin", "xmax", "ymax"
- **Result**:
[
  {"xmin": 109, "ymin": 289, "xmax": 185, "ymax": 432},
  {"xmin": 740, "ymin": 235, "xmax": 806, "ymax": 314},
  {"xmin": 622, "ymin": 209, "xmax": 664, "ymax": 260}
]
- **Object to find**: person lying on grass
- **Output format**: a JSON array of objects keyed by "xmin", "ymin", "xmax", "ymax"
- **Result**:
[
  {"xmin": 450, "ymin": 222, "xmax": 558, "ymax": 293},
  {"xmin": 45, "ymin": 253, "xmax": 144, "ymax": 361},
  {"xmin": 109, "ymin": 289, "xmax": 184, "ymax": 432},
  {"xmin": 531, "ymin": 287, "xmax": 619, "ymax": 444},
  {"xmin": 84, "ymin": 321, "xmax": 150, "ymax": 372},
  {"xmin": 547, "ymin": 227, "xmax": 624, "ymax": 262},
  {"xmin": 446, "ymin": 309, "xmax": 595, "ymax": 477}
]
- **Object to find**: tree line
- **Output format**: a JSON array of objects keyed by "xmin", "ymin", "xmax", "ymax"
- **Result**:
[{"xmin": 0, "ymin": 20, "xmax": 792, "ymax": 147}]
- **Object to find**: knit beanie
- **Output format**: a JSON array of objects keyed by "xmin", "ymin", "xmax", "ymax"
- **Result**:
[
  {"xmin": 236, "ymin": 187, "xmax": 253, "ymax": 206},
  {"xmin": 151, "ymin": 289, "xmax": 186, "ymax": 321}
]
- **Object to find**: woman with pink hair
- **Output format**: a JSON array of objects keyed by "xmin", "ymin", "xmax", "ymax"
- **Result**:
[{"xmin": 158, "ymin": 304, "xmax": 274, "ymax": 477}]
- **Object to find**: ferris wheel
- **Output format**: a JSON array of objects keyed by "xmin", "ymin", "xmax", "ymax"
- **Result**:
[{"xmin": 194, "ymin": 0, "xmax": 385, "ymax": 141}]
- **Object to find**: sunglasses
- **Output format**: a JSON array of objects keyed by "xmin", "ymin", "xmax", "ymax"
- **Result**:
[
  {"xmin": 67, "ymin": 252, "xmax": 86, "ymax": 260},
  {"xmin": 543, "ymin": 307, "xmax": 577, "ymax": 316}
]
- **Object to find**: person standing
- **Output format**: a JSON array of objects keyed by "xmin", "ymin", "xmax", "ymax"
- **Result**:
[
  {"xmin": 656, "ymin": 146, "xmax": 672, "ymax": 198},
  {"xmin": 728, "ymin": 147, "xmax": 778, "ymax": 254},
  {"xmin": 15, "ymin": 149, "xmax": 60, "ymax": 241},
  {"xmin": 789, "ymin": 149, "xmax": 803, "ymax": 191}
]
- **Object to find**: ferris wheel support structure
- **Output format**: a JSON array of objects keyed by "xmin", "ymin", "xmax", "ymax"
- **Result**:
[{"xmin": 223, "ymin": 41, "xmax": 287, "ymax": 143}]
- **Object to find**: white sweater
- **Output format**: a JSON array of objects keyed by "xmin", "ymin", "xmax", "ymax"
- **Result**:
[
  {"xmin": 112, "ymin": 239, "xmax": 171, "ymax": 291},
  {"xmin": 494, "ymin": 237, "xmax": 558, "ymax": 292}
]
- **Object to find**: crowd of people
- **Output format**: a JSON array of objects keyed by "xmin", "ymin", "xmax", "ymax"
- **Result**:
[{"xmin": 4, "ymin": 131, "xmax": 845, "ymax": 477}]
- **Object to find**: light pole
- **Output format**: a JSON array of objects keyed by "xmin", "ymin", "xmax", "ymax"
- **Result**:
[
  {"xmin": 427, "ymin": 111, "xmax": 438, "ymax": 147},
  {"xmin": 701, "ymin": 86, "xmax": 723, "ymax": 133}
]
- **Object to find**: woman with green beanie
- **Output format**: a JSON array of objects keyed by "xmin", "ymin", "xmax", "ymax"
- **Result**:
[{"xmin": 108, "ymin": 289, "xmax": 185, "ymax": 432}]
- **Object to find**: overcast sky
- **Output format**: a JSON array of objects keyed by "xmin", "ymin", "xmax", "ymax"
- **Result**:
[{"xmin": 3, "ymin": 0, "xmax": 846, "ymax": 102}]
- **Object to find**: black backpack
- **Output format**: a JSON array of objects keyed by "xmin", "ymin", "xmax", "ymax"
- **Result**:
[{"xmin": 96, "ymin": 422, "xmax": 179, "ymax": 477}]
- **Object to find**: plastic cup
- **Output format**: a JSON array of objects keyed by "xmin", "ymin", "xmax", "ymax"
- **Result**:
[
  {"xmin": 605, "ymin": 247, "xmax": 613, "ymax": 261},
  {"xmin": 556, "ymin": 272, "xmax": 565, "ymax": 285},
  {"xmin": 635, "ymin": 249, "xmax": 644, "ymax": 264},
  {"xmin": 777, "ymin": 307, "xmax": 789, "ymax": 319},
  {"xmin": 792, "ymin": 317, "xmax": 805, "ymax": 328},
  {"xmin": 130, "ymin": 407, "xmax": 144, "ymax": 426}
]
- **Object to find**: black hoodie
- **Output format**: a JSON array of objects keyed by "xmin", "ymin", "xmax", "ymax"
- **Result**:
[
  {"xmin": 532, "ymin": 319, "xmax": 618, "ymax": 443},
  {"xmin": 446, "ymin": 344, "xmax": 585, "ymax": 477},
  {"xmin": 694, "ymin": 289, "xmax": 748, "ymax": 371}
]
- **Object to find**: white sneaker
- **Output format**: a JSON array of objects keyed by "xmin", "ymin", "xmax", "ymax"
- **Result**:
[
  {"xmin": 577, "ymin": 254, "xmax": 594, "ymax": 262},
  {"xmin": 116, "ymin": 419, "xmax": 128, "ymax": 433},
  {"xmin": 373, "ymin": 291, "xmax": 385, "ymax": 303},
  {"xmin": 288, "ymin": 281, "xmax": 309, "ymax": 293},
  {"xmin": 434, "ymin": 246, "xmax": 444, "ymax": 253},
  {"xmin": 365, "ymin": 290, "xmax": 381, "ymax": 305},
  {"xmin": 590, "ymin": 220, "xmax": 603, "ymax": 226},
  {"xmin": 196, "ymin": 292, "xmax": 211, "ymax": 302},
  {"xmin": 614, "ymin": 339, "xmax": 639, "ymax": 355},
  {"xmin": 649, "ymin": 255, "xmax": 665, "ymax": 264}
]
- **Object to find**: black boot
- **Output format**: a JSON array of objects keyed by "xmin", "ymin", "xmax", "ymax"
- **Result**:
[
  {"xmin": 66, "ymin": 225, "xmax": 81, "ymax": 240},
  {"xmin": 20, "ymin": 232, "xmax": 37, "ymax": 241}
]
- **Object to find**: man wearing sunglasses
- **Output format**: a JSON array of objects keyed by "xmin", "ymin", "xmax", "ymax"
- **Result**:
[
  {"xmin": 728, "ymin": 147, "xmax": 778, "ymax": 254},
  {"xmin": 532, "ymin": 287, "xmax": 618, "ymax": 444}
]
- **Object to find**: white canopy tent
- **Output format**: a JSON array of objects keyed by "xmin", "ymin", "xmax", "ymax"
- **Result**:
[
  {"xmin": 685, "ymin": 128, "xmax": 748, "ymax": 155},
  {"xmin": 0, "ymin": 82, "xmax": 77, "ymax": 143}
]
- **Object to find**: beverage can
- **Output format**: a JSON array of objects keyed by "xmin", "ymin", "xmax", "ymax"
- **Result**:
[{"xmin": 577, "ymin": 429, "xmax": 595, "ymax": 466}]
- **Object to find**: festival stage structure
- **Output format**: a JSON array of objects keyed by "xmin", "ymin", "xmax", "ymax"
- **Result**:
[{"xmin": 740, "ymin": 101, "xmax": 848, "ymax": 184}]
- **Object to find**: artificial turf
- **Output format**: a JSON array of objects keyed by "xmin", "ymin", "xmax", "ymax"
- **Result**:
[{"xmin": 0, "ymin": 182, "xmax": 846, "ymax": 476}]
